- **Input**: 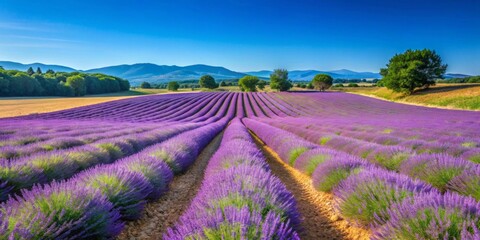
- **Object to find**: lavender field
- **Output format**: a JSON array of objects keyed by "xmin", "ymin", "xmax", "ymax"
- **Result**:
[{"xmin": 1, "ymin": 91, "xmax": 479, "ymax": 239}]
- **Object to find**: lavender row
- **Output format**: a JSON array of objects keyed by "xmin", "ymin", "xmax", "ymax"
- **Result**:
[
  {"xmin": 0, "ymin": 123, "xmax": 200, "ymax": 201},
  {"xmin": 0, "ymin": 118, "xmax": 228, "ymax": 239},
  {"xmin": 0, "ymin": 124, "xmax": 161, "ymax": 160},
  {"xmin": 262, "ymin": 118, "xmax": 479, "ymax": 163},
  {"xmin": 165, "ymin": 119, "xmax": 300, "ymax": 239},
  {"xmin": 244, "ymin": 118, "xmax": 480, "ymax": 238}
]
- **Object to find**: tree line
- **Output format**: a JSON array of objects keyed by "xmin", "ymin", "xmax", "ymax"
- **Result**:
[{"xmin": 0, "ymin": 67, "xmax": 130, "ymax": 97}]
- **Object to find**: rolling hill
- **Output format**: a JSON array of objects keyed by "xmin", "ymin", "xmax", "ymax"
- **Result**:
[{"xmin": 0, "ymin": 61, "xmax": 470, "ymax": 85}]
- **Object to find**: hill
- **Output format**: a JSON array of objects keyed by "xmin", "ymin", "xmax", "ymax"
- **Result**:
[
  {"xmin": 0, "ymin": 61, "xmax": 76, "ymax": 73},
  {"xmin": 0, "ymin": 61, "xmax": 471, "ymax": 85}
]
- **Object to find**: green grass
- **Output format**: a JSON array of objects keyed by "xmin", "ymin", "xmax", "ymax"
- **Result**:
[{"xmin": 337, "ymin": 84, "xmax": 480, "ymax": 110}]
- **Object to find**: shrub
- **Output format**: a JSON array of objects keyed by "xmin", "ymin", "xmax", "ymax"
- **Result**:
[
  {"xmin": 373, "ymin": 192, "xmax": 480, "ymax": 239},
  {"xmin": 400, "ymin": 154, "xmax": 471, "ymax": 192},
  {"xmin": 165, "ymin": 207, "xmax": 299, "ymax": 239},
  {"xmin": 74, "ymin": 166, "xmax": 152, "ymax": 220},
  {"xmin": 27, "ymin": 152, "xmax": 79, "ymax": 181},
  {"xmin": 167, "ymin": 81, "xmax": 179, "ymax": 91},
  {"xmin": 0, "ymin": 181, "xmax": 123, "ymax": 239},
  {"xmin": 312, "ymin": 156, "xmax": 367, "ymax": 192},
  {"xmin": 311, "ymin": 74, "xmax": 333, "ymax": 91},
  {"xmin": 334, "ymin": 167, "xmax": 435, "ymax": 226},
  {"xmin": 448, "ymin": 167, "xmax": 480, "ymax": 200},
  {"xmin": 366, "ymin": 146, "xmax": 411, "ymax": 171},
  {"xmin": 140, "ymin": 81, "xmax": 151, "ymax": 89},
  {"xmin": 347, "ymin": 83, "xmax": 359, "ymax": 87},
  {"xmin": 238, "ymin": 76, "xmax": 259, "ymax": 92},
  {"xmin": 119, "ymin": 156, "xmax": 174, "ymax": 200},
  {"xmin": 199, "ymin": 75, "xmax": 218, "ymax": 89}
]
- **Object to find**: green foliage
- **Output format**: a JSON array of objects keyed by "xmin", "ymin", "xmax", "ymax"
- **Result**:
[
  {"xmin": 339, "ymin": 181, "xmax": 411, "ymax": 225},
  {"xmin": 288, "ymin": 147, "xmax": 308, "ymax": 165},
  {"xmin": 270, "ymin": 69, "xmax": 292, "ymax": 91},
  {"xmin": 380, "ymin": 49, "xmax": 447, "ymax": 95},
  {"xmin": 66, "ymin": 75, "xmax": 86, "ymax": 96},
  {"xmin": 317, "ymin": 168, "xmax": 354, "ymax": 192},
  {"xmin": 26, "ymin": 67, "xmax": 34, "ymax": 75},
  {"xmin": 347, "ymin": 83, "xmax": 359, "ymax": 87},
  {"xmin": 311, "ymin": 74, "xmax": 333, "ymax": 91},
  {"xmin": 333, "ymin": 83, "xmax": 344, "ymax": 88},
  {"xmin": 257, "ymin": 80, "xmax": 267, "ymax": 90},
  {"xmin": 199, "ymin": 75, "xmax": 218, "ymax": 89},
  {"xmin": 307, "ymin": 83, "xmax": 314, "ymax": 89},
  {"xmin": 167, "ymin": 81, "xmax": 180, "ymax": 91},
  {"xmin": 0, "ymin": 68, "xmax": 129, "ymax": 97},
  {"xmin": 219, "ymin": 81, "xmax": 227, "ymax": 87},
  {"xmin": 238, "ymin": 76, "xmax": 259, "ymax": 92},
  {"xmin": 36, "ymin": 67, "xmax": 42, "ymax": 75},
  {"xmin": 140, "ymin": 81, "xmax": 152, "ymax": 89},
  {"xmin": 438, "ymin": 76, "xmax": 480, "ymax": 83}
]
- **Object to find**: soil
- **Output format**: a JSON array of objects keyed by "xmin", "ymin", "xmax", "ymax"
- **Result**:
[
  {"xmin": 117, "ymin": 131, "xmax": 223, "ymax": 240},
  {"xmin": 251, "ymin": 132, "xmax": 371, "ymax": 240}
]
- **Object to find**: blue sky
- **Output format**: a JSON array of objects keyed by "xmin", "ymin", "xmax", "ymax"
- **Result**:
[{"xmin": 0, "ymin": 0, "xmax": 479, "ymax": 74}]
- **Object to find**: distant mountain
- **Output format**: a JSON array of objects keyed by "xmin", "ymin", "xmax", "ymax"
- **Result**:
[
  {"xmin": 245, "ymin": 69, "xmax": 382, "ymax": 81},
  {"xmin": 0, "ymin": 61, "xmax": 76, "ymax": 73},
  {"xmin": 85, "ymin": 63, "xmax": 246, "ymax": 85},
  {"xmin": 444, "ymin": 73, "xmax": 470, "ymax": 79},
  {"xmin": 0, "ymin": 61, "xmax": 472, "ymax": 85}
]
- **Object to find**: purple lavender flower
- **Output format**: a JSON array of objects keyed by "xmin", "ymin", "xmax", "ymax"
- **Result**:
[
  {"xmin": 448, "ymin": 166, "xmax": 480, "ymax": 200},
  {"xmin": 165, "ymin": 206, "xmax": 299, "ymax": 240},
  {"xmin": 73, "ymin": 165, "xmax": 153, "ymax": 220},
  {"xmin": 366, "ymin": 146, "xmax": 412, "ymax": 171},
  {"xmin": 312, "ymin": 155, "xmax": 369, "ymax": 192},
  {"xmin": 0, "ymin": 181, "xmax": 123, "ymax": 239},
  {"xmin": 373, "ymin": 192, "xmax": 480, "ymax": 239},
  {"xmin": 400, "ymin": 153, "xmax": 472, "ymax": 192},
  {"xmin": 118, "ymin": 155, "xmax": 174, "ymax": 200},
  {"xmin": 334, "ymin": 167, "xmax": 435, "ymax": 226}
]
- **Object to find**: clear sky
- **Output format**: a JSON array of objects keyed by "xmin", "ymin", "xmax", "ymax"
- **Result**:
[{"xmin": 0, "ymin": 0, "xmax": 479, "ymax": 74}]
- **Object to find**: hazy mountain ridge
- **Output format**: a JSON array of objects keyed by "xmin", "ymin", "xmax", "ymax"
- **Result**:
[{"xmin": 0, "ymin": 61, "xmax": 470, "ymax": 85}]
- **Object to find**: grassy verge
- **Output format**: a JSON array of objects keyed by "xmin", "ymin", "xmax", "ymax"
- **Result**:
[{"xmin": 336, "ymin": 84, "xmax": 480, "ymax": 111}]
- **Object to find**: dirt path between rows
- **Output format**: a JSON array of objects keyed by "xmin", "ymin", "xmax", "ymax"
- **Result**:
[
  {"xmin": 117, "ymin": 132, "xmax": 224, "ymax": 240},
  {"xmin": 251, "ymin": 133, "xmax": 371, "ymax": 240}
]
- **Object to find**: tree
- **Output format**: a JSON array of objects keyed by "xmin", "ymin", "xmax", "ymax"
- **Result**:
[
  {"xmin": 311, "ymin": 74, "xmax": 333, "ymax": 91},
  {"xmin": 66, "ymin": 75, "xmax": 86, "ymax": 96},
  {"xmin": 257, "ymin": 80, "xmax": 267, "ymax": 90},
  {"xmin": 238, "ymin": 76, "xmax": 259, "ymax": 92},
  {"xmin": 140, "ymin": 81, "xmax": 152, "ymax": 89},
  {"xmin": 26, "ymin": 67, "xmax": 35, "ymax": 75},
  {"xmin": 46, "ymin": 69, "xmax": 55, "ymax": 74},
  {"xmin": 167, "ymin": 81, "xmax": 180, "ymax": 91},
  {"xmin": 219, "ymin": 81, "xmax": 227, "ymax": 87},
  {"xmin": 36, "ymin": 67, "xmax": 42, "ymax": 75},
  {"xmin": 270, "ymin": 69, "xmax": 292, "ymax": 91},
  {"xmin": 199, "ymin": 75, "xmax": 218, "ymax": 89},
  {"xmin": 380, "ymin": 49, "xmax": 447, "ymax": 95}
]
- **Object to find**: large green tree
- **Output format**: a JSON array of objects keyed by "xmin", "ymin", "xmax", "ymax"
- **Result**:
[
  {"xmin": 270, "ymin": 69, "xmax": 292, "ymax": 91},
  {"xmin": 167, "ymin": 81, "xmax": 180, "ymax": 91},
  {"xmin": 380, "ymin": 49, "xmax": 447, "ymax": 95},
  {"xmin": 238, "ymin": 76, "xmax": 259, "ymax": 92},
  {"xmin": 66, "ymin": 75, "xmax": 86, "ymax": 96},
  {"xmin": 199, "ymin": 75, "xmax": 218, "ymax": 89},
  {"xmin": 257, "ymin": 80, "xmax": 267, "ymax": 90},
  {"xmin": 140, "ymin": 81, "xmax": 152, "ymax": 89},
  {"xmin": 311, "ymin": 74, "xmax": 333, "ymax": 91}
]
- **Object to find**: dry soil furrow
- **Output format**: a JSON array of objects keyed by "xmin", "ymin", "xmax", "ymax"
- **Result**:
[
  {"xmin": 251, "ymin": 132, "xmax": 371, "ymax": 240},
  {"xmin": 117, "ymin": 131, "xmax": 224, "ymax": 240}
]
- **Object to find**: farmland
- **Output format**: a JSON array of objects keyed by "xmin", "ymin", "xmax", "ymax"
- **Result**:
[
  {"xmin": 1, "ymin": 91, "xmax": 479, "ymax": 239},
  {"xmin": 339, "ymin": 84, "xmax": 480, "ymax": 111}
]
